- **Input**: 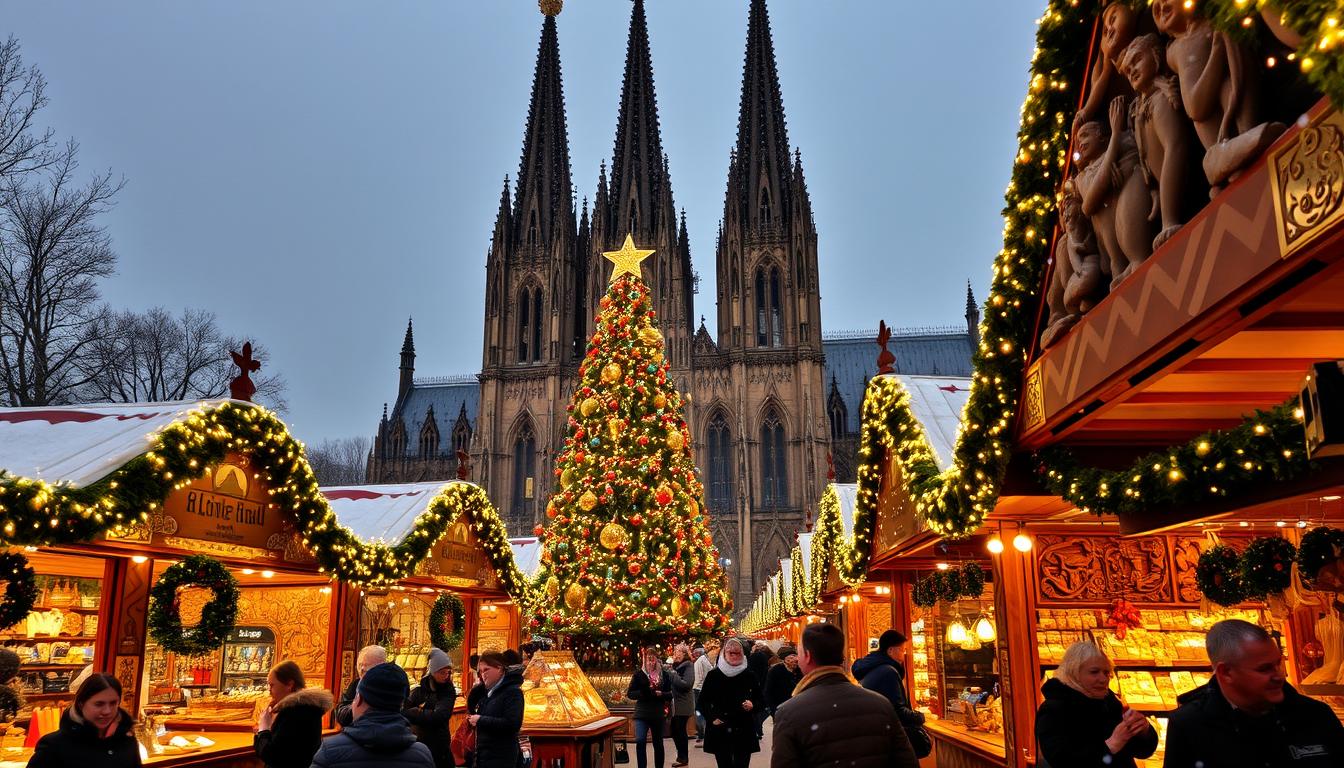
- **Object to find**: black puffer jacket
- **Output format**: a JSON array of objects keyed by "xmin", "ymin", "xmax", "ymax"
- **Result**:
[
  {"xmin": 253, "ymin": 687, "xmax": 334, "ymax": 768},
  {"xmin": 404, "ymin": 673, "xmax": 458, "ymax": 768},
  {"xmin": 697, "ymin": 664, "xmax": 763, "ymax": 756},
  {"xmin": 474, "ymin": 667, "xmax": 525, "ymax": 768},
  {"xmin": 1164, "ymin": 679, "xmax": 1344, "ymax": 768},
  {"xmin": 310, "ymin": 708, "xmax": 434, "ymax": 768},
  {"xmin": 627, "ymin": 666, "xmax": 675, "ymax": 720},
  {"xmin": 851, "ymin": 651, "xmax": 925, "ymax": 727},
  {"xmin": 1034, "ymin": 678, "xmax": 1156, "ymax": 768},
  {"xmin": 29, "ymin": 708, "xmax": 141, "ymax": 768}
]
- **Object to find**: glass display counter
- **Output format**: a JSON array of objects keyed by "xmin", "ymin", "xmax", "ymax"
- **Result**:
[{"xmin": 521, "ymin": 650, "xmax": 611, "ymax": 727}]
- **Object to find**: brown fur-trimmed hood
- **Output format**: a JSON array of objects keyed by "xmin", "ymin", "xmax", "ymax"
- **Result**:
[{"xmin": 274, "ymin": 687, "xmax": 334, "ymax": 713}]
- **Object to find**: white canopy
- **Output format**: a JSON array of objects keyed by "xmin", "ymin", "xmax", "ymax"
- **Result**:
[
  {"xmin": 881, "ymin": 374, "xmax": 972, "ymax": 470},
  {"xmin": 321, "ymin": 481, "xmax": 481, "ymax": 542},
  {"xmin": 510, "ymin": 537, "xmax": 542, "ymax": 579}
]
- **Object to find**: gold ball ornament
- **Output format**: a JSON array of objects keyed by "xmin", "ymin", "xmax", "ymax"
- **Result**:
[
  {"xmin": 545, "ymin": 576, "xmax": 560, "ymax": 600},
  {"xmin": 599, "ymin": 522, "xmax": 628, "ymax": 550},
  {"xmin": 607, "ymin": 418, "xmax": 623, "ymax": 440},
  {"xmin": 579, "ymin": 490, "xmax": 599, "ymax": 511},
  {"xmin": 561, "ymin": 467, "xmax": 577, "ymax": 488},
  {"xmin": 653, "ymin": 394, "xmax": 667, "ymax": 410},
  {"xmin": 601, "ymin": 363, "xmax": 622, "ymax": 383},
  {"xmin": 564, "ymin": 582, "xmax": 587, "ymax": 611},
  {"xmin": 580, "ymin": 397, "xmax": 600, "ymax": 417},
  {"xmin": 666, "ymin": 431, "xmax": 685, "ymax": 451},
  {"xmin": 688, "ymin": 498, "xmax": 699, "ymax": 518},
  {"xmin": 638, "ymin": 327, "xmax": 663, "ymax": 346},
  {"xmin": 672, "ymin": 595, "xmax": 691, "ymax": 618}
]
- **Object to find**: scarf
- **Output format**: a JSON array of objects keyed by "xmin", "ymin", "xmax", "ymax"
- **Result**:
[
  {"xmin": 645, "ymin": 663, "xmax": 662, "ymax": 687},
  {"xmin": 717, "ymin": 653, "xmax": 749, "ymax": 678},
  {"xmin": 791, "ymin": 665, "xmax": 854, "ymax": 697}
]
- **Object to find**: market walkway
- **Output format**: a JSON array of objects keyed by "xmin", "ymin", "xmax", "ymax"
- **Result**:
[{"xmin": 629, "ymin": 718, "xmax": 775, "ymax": 768}]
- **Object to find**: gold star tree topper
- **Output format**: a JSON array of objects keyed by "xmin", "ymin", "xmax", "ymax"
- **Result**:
[{"xmin": 602, "ymin": 233, "xmax": 655, "ymax": 284}]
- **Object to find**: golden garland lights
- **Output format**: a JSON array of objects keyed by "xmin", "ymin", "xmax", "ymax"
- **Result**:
[{"xmin": 0, "ymin": 402, "xmax": 532, "ymax": 602}]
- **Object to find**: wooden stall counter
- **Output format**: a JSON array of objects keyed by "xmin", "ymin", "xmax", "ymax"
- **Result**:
[
  {"xmin": 925, "ymin": 719, "xmax": 1006, "ymax": 768},
  {"xmin": 525, "ymin": 715, "xmax": 623, "ymax": 768},
  {"xmin": 0, "ymin": 727, "xmax": 340, "ymax": 768}
]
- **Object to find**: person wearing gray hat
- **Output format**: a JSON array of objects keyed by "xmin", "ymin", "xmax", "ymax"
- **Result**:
[
  {"xmin": 404, "ymin": 648, "xmax": 459, "ymax": 768},
  {"xmin": 310, "ymin": 662, "xmax": 432, "ymax": 768}
]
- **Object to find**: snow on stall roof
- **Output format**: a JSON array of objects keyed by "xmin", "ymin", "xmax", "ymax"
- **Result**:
[
  {"xmin": 834, "ymin": 483, "xmax": 858, "ymax": 540},
  {"xmin": 883, "ymin": 374, "xmax": 971, "ymax": 471},
  {"xmin": 510, "ymin": 538, "xmax": 541, "ymax": 579},
  {"xmin": 797, "ymin": 532, "xmax": 814, "ymax": 579},
  {"xmin": 0, "ymin": 400, "xmax": 237, "ymax": 488},
  {"xmin": 321, "ymin": 481, "xmax": 477, "ymax": 543},
  {"xmin": 780, "ymin": 558, "xmax": 794, "ymax": 593}
]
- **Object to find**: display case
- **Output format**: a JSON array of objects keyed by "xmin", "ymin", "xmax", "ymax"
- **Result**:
[
  {"xmin": 219, "ymin": 626, "xmax": 275, "ymax": 693},
  {"xmin": 2, "ymin": 563, "xmax": 104, "ymax": 715},
  {"xmin": 520, "ymin": 650, "xmax": 611, "ymax": 727}
]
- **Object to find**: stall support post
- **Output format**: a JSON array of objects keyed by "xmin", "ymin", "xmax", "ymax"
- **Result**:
[
  {"xmin": 98, "ymin": 556, "xmax": 153, "ymax": 714},
  {"xmin": 327, "ymin": 581, "xmax": 359, "ymax": 712},
  {"xmin": 889, "ymin": 572, "xmax": 914, "ymax": 704},
  {"xmin": 992, "ymin": 546, "xmax": 1038, "ymax": 768}
]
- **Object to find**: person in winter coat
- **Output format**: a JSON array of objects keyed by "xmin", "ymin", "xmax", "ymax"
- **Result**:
[
  {"xmin": 467, "ymin": 652, "xmax": 525, "ymax": 768},
  {"xmin": 1164, "ymin": 619, "xmax": 1344, "ymax": 767},
  {"xmin": 403, "ymin": 649, "xmax": 459, "ymax": 768},
  {"xmin": 254, "ymin": 660, "xmax": 334, "ymax": 768},
  {"xmin": 698, "ymin": 638, "xmax": 764, "ymax": 768},
  {"xmin": 745, "ymin": 642, "xmax": 773, "ymax": 738},
  {"xmin": 29, "ymin": 673, "xmax": 140, "ymax": 768},
  {"xmin": 852, "ymin": 630, "xmax": 930, "ymax": 758},
  {"xmin": 309, "ymin": 661, "xmax": 433, "ymax": 768},
  {"xmin": 336, "ymin": 645, "xmax": 387, "ymax": 726},
  {"xmin": 771, "ymin": 623, "xmax": 918, "ymax": 768},
  {"xmin": 670, "ymin": 644, "xmax": 697, "ymax": 767},
  {"xmin": 627, "ymin": 646, "xmax": 677, "ymax": 768},
  {"xmin": 693, "ymin": 641, "xmax": 718, "ymax": 744},
  {"xmin": 762, "ymin": 647, "xmax": 802, "ymax": 716},
  {"xmin": 1034, "ymin": 641, "xmax": 1156, "ymax": 768}
]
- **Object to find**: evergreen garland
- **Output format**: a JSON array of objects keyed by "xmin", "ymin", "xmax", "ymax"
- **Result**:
[
  {"xmin": 1196, "ymin": 545, "xmax": 1248, "ymax": 607},
  {"xmin": 1298, "ymin": 526, "xmax": 1344, "ymax": 587},
  {"xmin": 148, "ymin": 555, "xmax": 240, "ymax": 655},
  {"xmin": 429, "ymin": 593, "xmax": 466, "ymax": 651},
  {"xmin": 912, "ymin": 564, "xmax": 986, "ymax": 608},
  {"xmin": 912, "ymin": 577, "xmax": 938, "ymax": 608},
  {"xmin": 0, "ymin": 553, "xmax": 37, "ymax": 632},
  {"xmin": 1240, "ymin": 536, "xmax": 1297, "ymax": 597},
  {"xmin": 961, "ymin": 562, "xmax": 986, "ymax": 597}
]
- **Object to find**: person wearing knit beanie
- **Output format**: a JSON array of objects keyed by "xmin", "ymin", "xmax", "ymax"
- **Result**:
[
  {"xmin": 405, "ymin": 649, "xmax": 458, "ymax": 768},
  {"xmin": 357, "ymin": 661, "xmax": 410, "ymax": 712},
  {"xmin": 310, "ymin": 661, "xmax": 432, "ymax": 768}
]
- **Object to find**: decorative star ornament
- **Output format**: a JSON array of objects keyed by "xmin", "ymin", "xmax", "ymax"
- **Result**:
[{"xmin": 603, "ymin": 233, "xmax": 655, "ymax": 284}]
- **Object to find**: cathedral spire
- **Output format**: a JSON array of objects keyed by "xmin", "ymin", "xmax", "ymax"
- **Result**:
[
  {"xmin": 607, "ymin": 0, "xmax": 672, "ymax": 243},
  {"xmin": 513, "ymin": 9, "xmax": 573, "ymax": 247},
  {"xmin": 965, "ymin": 281, "xmax": 981, "ymax": 347},
  {"xmin": 732, "ymin": 0, "xmax": 792, "ymax": 228},
  {"xmin": 398, "ymin": 318, "xmax": 416, "ymax": 400}
]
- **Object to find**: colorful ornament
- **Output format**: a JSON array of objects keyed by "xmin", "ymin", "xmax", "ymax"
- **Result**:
[
  {"xmin": 579, "ymin": 491, "xmax": 598, "ymax": 511},
  {"xmin": 545, "ymin": 576, "xmax": 560, "ymax": 600},
  {"xmin": 580, "ymin": 397, "xmax": 600, "ymax": 417},
  {"xmin": 656, "ymin": 484, "xmax": 673, "ymax": 506},
  {"xmin": 601, "ymin": 604, "xmax": 617, "ymax": 622},
  {"xmin": 601, "ymin": 363, "xmax": 622, "ymax": 383},
  {"xmin": 666, "ymin": 431, "xmax": 684, "ymax": 451},
  {"xmin": 671, "ymin": 595, "xmax": 690, "ymax": 618},
  {"xmin": 564, "ymin": 582, "xmax": 588, "ymax": 611},
  {"xmin": 600, "ymin": 522, "xmax": 628, "ymax": 550},
  {"xmin": 638, "ymin": 327, "xmax": 662, "ymax": 346},
  {"xmin": 653, "ymin": 394, "xmax": 667, "ymax": 410}
]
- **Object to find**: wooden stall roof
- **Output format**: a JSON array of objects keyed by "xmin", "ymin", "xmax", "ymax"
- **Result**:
[{"xmin": 0, "ymin": 400, "xmax": 238, "ymax": 486}]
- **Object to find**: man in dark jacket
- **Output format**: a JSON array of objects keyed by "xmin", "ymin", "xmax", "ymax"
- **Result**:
[
  {"xmin": 852, "ymin": 630, "xmax": 928, "ymax": 756},
  {"xmin": 745, "ymin": 640, "xmax": 773, "ymax": 738},
  {"xmin": 404, "ymin": 648, "xmax": 458, "ymax": 768},
  {"xmin": 310, "ymin": 661, "xmax": 433, "ymax": 768},
  {"xmin": 772, "ymin": 623, "xmax": 918, "ymax": 768},
  {"xmin": 1164, "ymin": 619, "xmax": 1344, "ymax": 767},
  {"xmin": 763, "ymin": 647, "xmax": 803, "ymax": 716},
  {"xmin": 336, "ymin": 644, "xmax": 387, "ymax": 726}
]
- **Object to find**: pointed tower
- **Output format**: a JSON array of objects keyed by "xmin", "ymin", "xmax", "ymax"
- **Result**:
[
  {"xmin": 399, "ymin": 318, "xmax": 416, "ymax": 401},
  {"xmin": 476, "ymin": 1, "xmax": 581, "ymax": 534},
  {"xmin": 703, "ymin": 0, "xmax": 828, "ymax": 611},
  {"xmin": 587, "ymin": 0, "xmax": 693, "ymax": 370},
  {"xmin": 965, "ymin": 281, "xmax": 981, "ymax": 347}
]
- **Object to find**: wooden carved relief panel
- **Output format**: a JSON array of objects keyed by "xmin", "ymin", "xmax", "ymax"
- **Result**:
[
  {"xmin": 1172, "ymin": 537, "xmax": 1206, "ymax": 603},
  {"xmin": 182, "ymin": 586, "xmax": 331, "ymax": 679},
  {"xmin": 1035, "ymin": 535, "xmax": 1175, "ymax": 605}
]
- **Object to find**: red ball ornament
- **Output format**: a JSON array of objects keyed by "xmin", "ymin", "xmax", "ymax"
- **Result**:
[
  {"xmin": 648, "ymin": 596, "xmax": 661, "ymax": 608},
  {"xmin": 630, "ymin": 514, "xmax": 644, "ymax": 527},
  {"xmin": 533, "ymin": 525, "xmax": 544, "ymax": 535},
  {"xmin": 628, "ymin": 562, "xmax": 642, "ymax": 576},
  {"xmin": 656, "ymin": 489, "xmax": 672, "ymax": 505}
]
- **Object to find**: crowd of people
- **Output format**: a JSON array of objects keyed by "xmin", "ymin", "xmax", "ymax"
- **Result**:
[{"xmin": 20, "ymin": 618, "xmax": 1344, "ymax": 768}]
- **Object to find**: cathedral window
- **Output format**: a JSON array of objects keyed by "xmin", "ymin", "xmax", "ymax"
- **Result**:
[
  {"xmin": 419, "ymin": 420, "xmax": 439, "ymax": 458},
  {"xmin": 527, "ymin": 209, "xmax": 538, "ymax": 246},
  {"xmin": 517, "ymin": 288, "xmax": 531, "ymax": 362},
  {"xmin": 511, "ymin": 421, "xmax": 536, "ymax": 530},
  {"xmin": 707, "ymin": 412, "xmax": 734, "ymax": 515},
  {"xmin": 452, "ymin": 417, "xmax": 472, "ymax": 455},
  {"xmin": 531, "ymin": 288, "xmax": 543, "ymax": 362},
  {"xmin": 828, "ymin": 394, "xmax": 848, "ymax": 441},
  {"xmin": 761, "ymin": 409, "xmax": 787, "ymax": 509},
  {"xmin": 754, "ymin": 266, "xmax": 783, "ymax": 348},
  {"xmin": 769, "ymin": 267, "xmax": 782, "ymax": 346},
  {"xmin": 759, "ymin": 187, "xmax": 773, "ymax": 226},
  {"xmin": 389, "ymin": 423, "xmax": 406, "ymax": 458}
]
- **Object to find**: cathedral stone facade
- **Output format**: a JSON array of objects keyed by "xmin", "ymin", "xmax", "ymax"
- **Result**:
[{"xmin": 368, "ymin": 0, "xmax": 977, "ymax": 609}]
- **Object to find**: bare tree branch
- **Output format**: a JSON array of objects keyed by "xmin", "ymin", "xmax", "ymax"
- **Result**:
[
  {"xmin": 306, "ymin": 436, "xmax": 371, "ymax": 486},
  {"xmin": 0, "ymin": 36, "xmax": 55, "ymax": 194}
]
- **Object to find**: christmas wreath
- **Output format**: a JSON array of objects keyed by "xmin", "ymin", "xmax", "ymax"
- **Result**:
[
  {"xmin": 429, "ymin": 593, "xmax": 466, "ymax": 651},
  {"xmin": 0, "ymin": 553, "xmax": 38, "ymax": 631},
  {"xmin": 960, "ymin": 562, "xmax": 986, "ymax": 597},
  {"xmin": 912, "ymin": 578, "xmax": 938, "ymax": 608},
  {"xmin": 1240, "ymin": 536, "xmax": 1297, "ymax": 598},
  {"xmin": 1298, "ymin": 526, "xmax": 1344, "ymax": 588},
  {"xmin": 1196, "ymin": 545, "xmax": 1247, "ymax": 607},
  {"xmin": 913, "ymin": 564, "xmax": 987, "ymax": 607},
  {"xmin": 148, "ymin": 555, "xmax": 239, "ymax": 655}
]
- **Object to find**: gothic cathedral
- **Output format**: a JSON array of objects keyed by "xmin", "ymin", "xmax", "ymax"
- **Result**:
[{"xmin": 368, "ymin": 0, "xmax": 976, "ymax": 609}]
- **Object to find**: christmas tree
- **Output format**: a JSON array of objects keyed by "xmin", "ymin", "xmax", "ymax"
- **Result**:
[{"xmin": 534, "ymin": 234, "xmax": 732, "ymax": 637}]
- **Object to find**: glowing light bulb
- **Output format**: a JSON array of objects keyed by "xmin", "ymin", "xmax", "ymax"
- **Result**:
[
  {"xmin": 936, "ymin": 563, "xmax": 950, "ymax": 571},
  {"xmin": 946, "ymin": 620, "xmax": 968, "ymax": 644},
  {"xmin": 987, "ymin": 537, "xmax": 1005, "ymax": 555},
  {"xmin": 261, "ymin": 570, "xmax": 275, "ymax": 578},
  {"xmin": 131, "ymin": 555, "xmax": 148, "ymax": 564},
  {"xmin": 975, "ymin": 617, "xmax": 997, "ymax": 642},
  {"xmin": 1013, "ymin": 533, "xmax": 1033, "ymax": 552}
]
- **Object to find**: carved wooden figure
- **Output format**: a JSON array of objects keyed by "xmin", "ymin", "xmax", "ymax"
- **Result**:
[
  {"xmin": 229, "ymin": 342, "xmax": 261, "ymax": 402},
  {"xmin": 1043, "ymin": 183, "xmax": 1105, "ymax": 348},
  {"xmin": 1118, "ymin": 34, "xmax": 1199, "ymax": 256},
  {"xmin": 1074, "ymin": 2, "xmax": 1141, "ymax": 131},
  {"xmin": 1073, "ymin": 119, "xmax": 1152, "ymax": 290},
  {"xmin": 1150, "ymin": 0, "xmax": 1285, "ymax": 188},
  {"xmin": 875, "ymin": 320, "xmax": 895, "ymax": 375}
]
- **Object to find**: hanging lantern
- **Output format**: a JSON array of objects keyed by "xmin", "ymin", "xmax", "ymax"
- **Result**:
[
  {"xmin": 946, "ymin": 619, "xmax": 968, "ymax": 644},
  {"xmin": 974, "ymin": 616, "xmax": 997, "ymax": 642}
]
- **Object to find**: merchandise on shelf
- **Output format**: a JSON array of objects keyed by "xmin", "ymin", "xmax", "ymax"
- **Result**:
[{"xmin": 519, "ymin": 650, "xmax": 611, "ymax": 727}]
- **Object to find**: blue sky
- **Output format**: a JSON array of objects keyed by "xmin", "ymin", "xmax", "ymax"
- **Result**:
[{"xmin": 7, "ymin": 0, "xmax": 1045, "ymax": 443}]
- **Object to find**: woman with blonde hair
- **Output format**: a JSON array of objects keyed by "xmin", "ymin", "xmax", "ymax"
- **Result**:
[{"xmin": 1035, "ymin": 641, "xmax": 1157, "ymax": 768}]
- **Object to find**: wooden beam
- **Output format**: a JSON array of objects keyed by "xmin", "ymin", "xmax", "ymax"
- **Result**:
[
  {"xmin": 1126, "ymin": 391, "xmax": 1291, "ymax": 405},
  {"xmin": 1178, "ymin": 358, "xmax": 1320, "ymax": 374},
  {"xmin": 1250, "ymin": 312, "xmax": 1344, "ymax": 331}
]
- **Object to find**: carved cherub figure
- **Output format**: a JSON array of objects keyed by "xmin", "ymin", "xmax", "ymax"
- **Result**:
[
  {"xmin": 1042, "ymin": 182, "xmax": 1105, "ymax": 348},
  {"xmin": 1118, "ymin": 34, "xmax": 1197, "ymax": 256},
  {"xmin": 1074, "ymin": 2, "xmax": 1141, "ymax": 130},
  {"xmin": 1151, "ymin": 0, "xmax": 1285, "ymax": 188},
  {"xmin": 1072, "ymin": 117, "xmax": 1151, "ymax": 290}
]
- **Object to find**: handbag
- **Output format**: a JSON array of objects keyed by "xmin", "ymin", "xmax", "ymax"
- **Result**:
[
  {"xmin": 451, "ymin": 718, "xmax": 476, "ymax": 765},
  {"xmin": 905, "ymin": 724, "xmax": 933, "ymax": 759},
  {"xmin": 613, "ymin": 741, "xmax": 630, "ymax": 764}
]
